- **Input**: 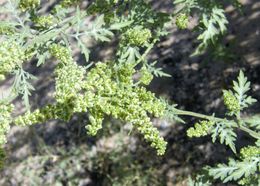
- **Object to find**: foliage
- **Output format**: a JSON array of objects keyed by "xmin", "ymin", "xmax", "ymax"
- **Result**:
[
  {"xmin": 173, "ymin": 0, "xmax": 230, "ymax": 55},
  {"xmin": 0, "ymin": 0, "xmax": 259, "ymax": 185},
  {"xmin": 186, "ymin": 71, "xmax": 259, "ymax": 185},
  {"xmin": 187, "ymin": 174, "xmax": 211, "ymax": 186},
  {"xmin": 208, "ymin": 144, "xmax": 260, "ymax": 185}
]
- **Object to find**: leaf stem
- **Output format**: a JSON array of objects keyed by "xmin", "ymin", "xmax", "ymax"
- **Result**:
[{"xmin": 134, "ymin": 39, "xmax": 157, "ymax": 67}]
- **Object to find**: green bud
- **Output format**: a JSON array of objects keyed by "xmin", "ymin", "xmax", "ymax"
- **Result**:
[
  {"xmin": 0, "ymin": 103, "xmax": 14, "ymax": 145},
  {"xmin": 240, "ymin": 146, "xmax": 260, "ymax": 159},
  {"xmin": 54, "ymin": 62, "xmax": 85, "ymax": 103},
  {"xmin": 238, "ymin": 175, "xmax": 259, "ymax": 186},
  {"xmin": 34, "ymin": 15, "xmax": 54, "ymax": 29},
  {"xmin": 134, "ymin": 119, "xmax": 167, "ymax": 155},
  {"xmin": 0, "ymin": 23, "xmax": 14, "ymax": 35},
  {"xmin": 60, "ymin": 0, "xmax": 81, "ymax": 7},
  {"xmin": 0, "ymin": 40, "xmax": 26, "ymax": 75},
  {"xmin": 123, "ymin": 27, "xmax": 152, "ymax": 46},
  {"xmin": 223, "ymin": 90, "xmax": 240, "ymax": 114},
  {"xmin": 176, "ymin": 13, "xmax": 189, "ymax": 29},
  {"xmin": 19, "ymin": 0, "xmax": 40, "ymax": 11},
  {"xmin": 86, "ymin": 110, "xmax": 104, "ymax": 136},
  {"xmin": 187, "ymin": 120, "xmax": 215, "ymax": 138},
  {"xmin": 49, "ymin": 44, "xmax": 73, "ymax": 64},
  {"xmin": 139, "ymin": 67, "xmax": 153, "ymax": 85}
]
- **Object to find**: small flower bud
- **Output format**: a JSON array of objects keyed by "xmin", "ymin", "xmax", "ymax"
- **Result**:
[
  {"xmin": 176, "ymin": 13, "xmax": 189, "ymax": 29},
  {"xmin": 223, "ymin": 90, "xmax": 240, "ymax": 114}
]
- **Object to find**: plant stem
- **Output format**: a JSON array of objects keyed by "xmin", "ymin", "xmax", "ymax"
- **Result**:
[
  {"xmin": 174, "ymin": 109, "xmax": 260, "ymax": 140},
  {"xmin": 134, "ymin": 39, "xmax": 157, "ymax": 66}
]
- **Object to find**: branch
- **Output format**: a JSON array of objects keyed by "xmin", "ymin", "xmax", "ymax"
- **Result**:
[{"xmin": 174, "ymin": 109, "xmax": 260, "ymax": 140}]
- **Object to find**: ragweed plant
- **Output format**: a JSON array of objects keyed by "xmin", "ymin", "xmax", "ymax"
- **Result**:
[
  {"xmin": 185, "ymin": 71, "xmax": 259, "ymax": 185},
  {"xmin": 0, "ymin": 0, "xmax": 259, "ymax": 185}
]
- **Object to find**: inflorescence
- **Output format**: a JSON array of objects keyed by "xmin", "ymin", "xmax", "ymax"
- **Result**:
[
  {"xmin": 123, "ymin": 27, "xmax": 152, "ymax": 46},
  {"xmin": 0, "ymin": 40, "xmax": 26, "ymax": 80},
  {"xmin": 19, "ymin": 0, "xmax": 40, "ymax": 11},
  {"xmin": 0, "ymin": 103, "xmax": 14, "ymax": 145},
  {"xmin": 187, "ymin": 120, "xmax": 215, "ymax": 138},
  {"xmin": 176, "ymin": 13, "xmax": 189, "ymax": 29},
  {"xmin": 14, "ymin": 44, "xmax": 167, "ymax": 155},
  {"xmin": 240, "ymin": 145, "xmax": 260, "ymax": 159},
  {"xmin": 223, "ymin": 90, "xmax": 240, "ymax": 115}
]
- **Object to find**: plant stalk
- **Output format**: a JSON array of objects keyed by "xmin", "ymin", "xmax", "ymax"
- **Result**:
[{"xmin": 174, "ymin": 109, "xmax": 260, "ymax": 140}]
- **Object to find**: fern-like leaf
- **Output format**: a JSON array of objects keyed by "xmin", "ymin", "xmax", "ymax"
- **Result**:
[
  {"xmin": 209, "ymin": 158, "xmax": 259, "ymax": 183},
  {"xmin": 12, "ymin": 69, "xmax": 37, "ymax": 110},
  {"xmin": 194, "ymin": 6, "xmax": 228, "ymax": 55},
  {"xmin": 233, "ymin": 71, "xmax": 257, "ymax": 110},
  {"xmin": 211, "ymin": 122, "xmax": 237, "ymax": 153}
]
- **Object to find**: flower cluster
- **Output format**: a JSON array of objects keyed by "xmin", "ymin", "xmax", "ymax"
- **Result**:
[
  {"xmin": 187, "ymin": 120, "xmax": 215, "ymax": 138},
  {"xmin": 88, "ymin": 0, "xmax": 119, "ymax": 14},
  {"xmin": 0, "ymin": 40, "xmax": 26, "ymax": 78},
  {"xmin": 49, "ymin": 43, "xmax": 86, "ymax": 103},
  {"xmin": 240, "ymin": 146, "xmax": 260, "ymax": 159},
  {"xmin": 14, "ymin": 98, "xmax": 81, "ymax": 126},
  {"xmin": 123, "ymin": 27, "xmax": 152, "ymax": 46},
  {"xmin": 60, "ymin": 0, "xmax": 81, "ymax": 7},
  {"xmin": 33, "ymin": 15, "xmax": 54, "ymax": 29},
  {"xmin": 176, "ymin": 13, "xmax": 189, "ymax": 29},
  {"xmin": 0, "ymin": 103, "xmax": 14, "ymax": 145},
  {"xmin": 49, "ymin": 44, "xmax": 73, "ymax": 64},
  {"xmin": 15, "ymin": 54, "xmax": 167, "ymax": 154},
  {"xmin": 223, "ymin": 90, "xmax": 240, "ymax": 115},
  {"xmin": 238, "ymin": 175, "xmax": 259, "ymax": 186},
  {"xmin": 139, "ymin": 67, "xmax": 153, "ymax": 85},
  {"xmin": 81, "ymin": 62, "xmax": 167, "ymax": 155},
  {"xmin": 0, "ymin": 24, "xmax": 14, "ymax": 35},
  {"xmin": 86, "ymin": 108, "xmax": 104, "ymax": 136},
  {"xmin": 15, "ymin": 105, "xmax": 57, "ymax": 126},
  {"xmin": 19, "ymin": 0, "xmax": 40, "ymax": 11},
  {"xmin": 54, "ymin": 62, "xmax": 85, "ymax": 103},
  {"xmin": 14, "ymin": 95, "xmax": 93, "ymax": 126}
]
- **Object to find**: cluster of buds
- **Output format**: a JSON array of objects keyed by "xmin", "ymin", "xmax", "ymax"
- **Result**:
[
  {"xmin": 176, "ymin": 13, "xmax": 189, "ymax": 29},
  {"xmin": 0, "ymin": 40, "xmax": 26, "ymax": 78},
  {"xmin": 33, "ymin": 15, "xmax": 54, "ymax": 30},
  {"xmin": 240, "ymin": 145, "xmax": 260, "ymax": 159},
  {"xmin": 86, "ymin": 109, "xmax": 104, "ymax": 136},
  {"xmin": 19, "ymin": 0, "xmax": 40, "ymax": 12},
  {"xmin": 54, "ymin": 62, "xmax": 85, "ymax": 103},
  {"xmin": 187, "ymin": 120, "xmax": 215, "ymax": 138},
  {"xmin": 139, "ymin": 67, "xmax": 153, "ymax": 85},
  {"xmin": 0, "ymin": 103, "xmax": 14, "ymax": 145},
  {"xmin": 15, "ymin": 57, "xmax": 167, "ymax": 155},
  {"xmin": 82, "ymin": 62, "xmax": 167, "ymax": 155},
  {"xmin": 0, "ymin": 23, "xmax": 14, "ymax": 35},
  {"xmin": 223, "ymin": 90, "xmax": 240, "ymax": 115},
  {"xmin": 123, "ymin": 27, "xmax": 152, "ymax": 46},
  {"xmin": 12, "ymin": 42, "xmax": 167, "ymax": 155},
  {"xmin": 15, "ymin": 98, "xmax": 80, "ymax": 126},
  {"xmin": 49, "ymin": 44, "xmax": 73, "ymax": 64},
  {"xmin": 60, "ymin": 0, "xmax": 81, "ymax": 7}
]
